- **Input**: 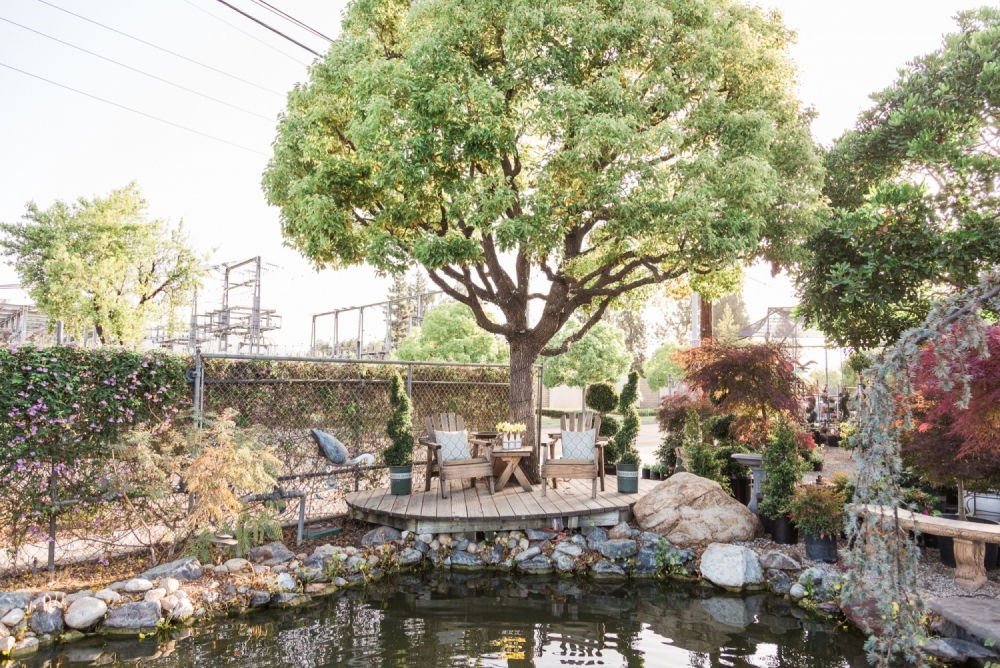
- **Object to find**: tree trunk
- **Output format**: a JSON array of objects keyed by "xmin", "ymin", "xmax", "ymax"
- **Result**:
[
  {"xmin": 509, "ymin": 338, "xmax": 541, "ymax": 483},
  {"xmin": 700, "ymin": 295, "xmax": 713, "ymax": 341}
]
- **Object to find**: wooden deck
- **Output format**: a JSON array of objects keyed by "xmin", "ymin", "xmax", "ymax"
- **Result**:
[{"xmin": 346, "ymin": 476, "xmax": 659, "ymax": 534}]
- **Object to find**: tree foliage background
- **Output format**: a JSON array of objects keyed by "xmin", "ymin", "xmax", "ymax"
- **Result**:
[
  {"xmin": 395, "ymin": 302, "xmax": 509, "ymax": 363},
  {"xmin": 0, "ymin": 183, "xmax": 204, "ymax": 345},
  {"xmin": 796, "ymin": 8, "xmax": 1000, "ymax": 349},
  {"xmin": 542, "ymin": 320, "xmax": 630, "ymax": 389}
]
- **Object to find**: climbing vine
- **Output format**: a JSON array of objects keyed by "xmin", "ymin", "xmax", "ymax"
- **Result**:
[{"xmin": 844, "ymin": 271, "xmax": 1000, "ymax": 666}]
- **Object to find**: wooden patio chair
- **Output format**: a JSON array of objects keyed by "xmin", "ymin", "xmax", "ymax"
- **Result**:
[
  {"xmin": 418, "ymin": 413, "xmax": 495, "ymax": 499},
  {"xmin": 541, "ymin": 412, "xmax": 604, "ymax": 499}
]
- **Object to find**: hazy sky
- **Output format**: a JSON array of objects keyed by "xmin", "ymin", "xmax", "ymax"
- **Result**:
[{"xmin": 0, "ymin": 0, "xmax": 987, "ymax": 351}]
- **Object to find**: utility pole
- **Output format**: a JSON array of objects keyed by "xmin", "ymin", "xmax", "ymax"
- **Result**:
[{"xmin": 700, "ymin": 294, "xmax": 713, "ymax": 342}]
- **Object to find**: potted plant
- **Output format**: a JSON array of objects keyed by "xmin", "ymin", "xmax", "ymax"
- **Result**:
[
  {"xmin": 641, "ymin": 464, "xmax": 652, "ymax": 480},
  {"xmin": 612, "ymin": 372, "xmax": 641, "ymax": 486},
  {"xmin": 496, "ymin": 422, "xmax": 527, "ymax": 449},
  {"xmin": 384, "ymin": 373, "xmax": 414, "ymax": 495},
  {"xmin": 650, "ymin": 463, "xmax": 666, "ymax": 481},
  {"xmin": 811, "ymin": 449, "xmax": 824, "ymax": 472},
  {"xmin": 759, "ymin": 420, "xmax": 803, "ymax": 545},
  {"xmin": 787, "ymin": 484, "xmax": 845, "ymax": 562},
  {"xmin": 617, "ymin": 448, "xmax": 640, "ymax": 493}
]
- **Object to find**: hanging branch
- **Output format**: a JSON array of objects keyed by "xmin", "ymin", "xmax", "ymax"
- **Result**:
[{"xmin": 843, "ymin": 272, "xmax": 1000, "ymax": 666}]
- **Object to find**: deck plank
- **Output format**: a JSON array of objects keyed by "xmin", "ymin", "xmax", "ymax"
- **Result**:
[{"xmin": 451, "ymin": 482, "xmax": 469, "ymax": 520}]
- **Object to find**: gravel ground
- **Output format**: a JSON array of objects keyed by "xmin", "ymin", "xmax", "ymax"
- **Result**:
[{"xmin": 803, "ymin": 445, "xmax": 858, "ymax": 484}]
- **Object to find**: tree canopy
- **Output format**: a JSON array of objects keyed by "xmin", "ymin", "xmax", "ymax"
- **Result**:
[
  {"xmin": 395, "ymin": 302, "xmax": 509, "ymax": 363},
  {"xmin": 796, "ymin": 8, "xmax": 1000, "ymax": 349},
  {"xmin": 542, "ymin": 320, "xmax": 630, "ymax": 389},
  {"xmin": 0, "ymin": 183, "xmax": 204, "ymax": 345},
  {"xmin": 263, "ymin": 0, "xmax": 825, "ymax": 446},
  {"xmin": 644, "ymin": 341, "xmax": 686, "ymax": 391}
]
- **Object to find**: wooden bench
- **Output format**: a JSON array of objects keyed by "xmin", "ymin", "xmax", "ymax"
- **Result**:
[{"xmin": 861, "ymin": 505, "xmax": 1000, "ymax": 590}]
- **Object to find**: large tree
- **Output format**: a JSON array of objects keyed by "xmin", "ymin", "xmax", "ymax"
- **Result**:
[
  {"xmin": 263, "ymin": 0, "xmax": 824, "ymax": 457},
  {"xmin": 796, "ymin": 8, "xmax": 1000, "ymax": 349},
  {"xmin": 0, "ymin": 183, "xmax": 204, "ymax": 345},
  {"xmin": 395, "ymin": 302, "xmax": 509, "ymax": 363}
]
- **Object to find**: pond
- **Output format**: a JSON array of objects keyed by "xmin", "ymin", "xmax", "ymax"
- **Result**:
[{"xmin": 18, "ymin": 574, "xmax": 867, "ymax": 667}]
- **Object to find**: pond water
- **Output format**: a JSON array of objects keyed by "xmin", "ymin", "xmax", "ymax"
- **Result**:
[{"xmin": 20, "ymin": 574, "xmax": 868, "ymax": 667}]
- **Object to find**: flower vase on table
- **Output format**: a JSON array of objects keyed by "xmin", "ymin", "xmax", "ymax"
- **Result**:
[{"xmin": 496, "ymin": 422, "xmax": 527, "ymax": 450}]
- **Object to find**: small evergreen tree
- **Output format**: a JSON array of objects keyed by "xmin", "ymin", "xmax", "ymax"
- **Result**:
[
  {"xmin": 383, "ymin": 373, "xmax": 414, "ymax": 467},
  {"xmin": 611, "ymin": 371, "xmax": 641, "ymax": 464},
  {"xmin": 585, "ymin": 381, "xmax": 621, "ymax": 439},
  {"xmin": 682, "ymin": 408, "xmax": 728, "ymax": 491},
  {"xmin": 758, "ymin": 420, "xmax": 802, "ymax": 520}
]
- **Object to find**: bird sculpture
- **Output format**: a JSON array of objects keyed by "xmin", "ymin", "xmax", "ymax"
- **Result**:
[{"xmin": 310, "ymin": 429, "xmax": 375, "ymax": 467}]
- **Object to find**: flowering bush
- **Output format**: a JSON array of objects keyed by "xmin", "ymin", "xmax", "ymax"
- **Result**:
[{"xmin": 0, "ymin": 344, "xmax": 187, "ymax": 553}]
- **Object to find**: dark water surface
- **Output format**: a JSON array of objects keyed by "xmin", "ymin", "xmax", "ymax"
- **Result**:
[{"xmin": 20, "ymin": 574, "xmax": 868, "ymax": 667}]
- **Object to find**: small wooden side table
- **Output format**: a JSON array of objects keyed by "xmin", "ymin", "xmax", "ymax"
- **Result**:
[{"xmin": 491, "ymin": 448, "xmax": 534, "ymax": 492}]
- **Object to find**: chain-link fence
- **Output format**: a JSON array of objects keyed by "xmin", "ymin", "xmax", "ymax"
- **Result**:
[{"xmin": 196, "ymin": 353, "xmax": 541, "ymax": 526}]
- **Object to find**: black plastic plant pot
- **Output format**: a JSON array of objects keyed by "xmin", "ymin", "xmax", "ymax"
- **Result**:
[
  {"xmin": 812, "ymin": 461, "xmax": 824, "ymax": 472},
  {"xmin": 616, "ymin": 463, "xmax": 639, "ymax": 494},
  {"xmin": 937, "ymin": 514, "xmax": 999, "ymax": 570},
  {"xmin": 605, "ymin": 463, "xmax": 617, "ymax": 476},
  {"xmin": 804, "ymin": 533, "xmax": 838, "ymax": 563},
  {"xmin": 729, "ymin": 477, "xmax": 752, "ymax": 506},
  {"xmin": 641, "ymin": 467, "xmax": 651, "ymax": 480},
  {"xmin": 389, "ymin": 465, "xmax": 413, "ymax": 496},
  {"xmin": 769, "ymin": 515, "xmax": 799, "ymax": 545}
]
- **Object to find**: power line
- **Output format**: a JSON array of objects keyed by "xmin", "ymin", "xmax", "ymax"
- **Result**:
[
  {"xmin": 177, "ymin": 0, "xmax": 310, "ymax": 67},
  {"xmin": 36, "ymin": 0, "xmax": 284, "ymax": 97},
  {"xmin": 213, "ymin": 0, "xmax": 321, "ymax": 57},
  {"xmin": 247, "ymin": 0, "xmax": 332, "ymax": 42},
  {"xmin": 0, "ymin": 16, "xmax": 275, "ymax": 122},
  {"xmin": 0, "ymin": 61, "xmax": 269, "ymax": 157}
]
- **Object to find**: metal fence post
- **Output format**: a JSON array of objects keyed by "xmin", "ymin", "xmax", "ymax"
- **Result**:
[
  {"xmin": 536, "ymin": 364, "xmax": 543, "ymax": 451},
  {"xmin": 406, "ymin": 364, "xmax": 413, "ymax": 398},
  {"xmin": 48, "ymin": 463, "xmax": 56, "ymax": 572}
]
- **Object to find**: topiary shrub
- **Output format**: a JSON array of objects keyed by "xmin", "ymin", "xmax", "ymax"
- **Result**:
[
  {"xmin": 585, "ymin": 382, "xmax": 619, "ymax": 413},
  {"xmin": 599, "ymin": 415, "xmax": 620, "ymax": 438},
  {"xmin": 383, "ymin": 373, "xmax": 414, "ymax": 466},
  {"xmin": 758, "ymin": 420, "xmax": 803, "ymax": 520},
  {"xmin": 682, "ymin": 408, "xmax": 728, "ymax": 491},
  {"xmin": 610, "ymin": 371, "xmax": 640, "ymax": 464}
]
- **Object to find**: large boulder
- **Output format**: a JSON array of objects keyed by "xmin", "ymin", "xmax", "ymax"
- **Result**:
[
  {"xmin": 699, "ymin": 543, "xmax": 764, "ymax": 590},
  {"xmin": 102, "ymin": 602, "xmax": 161, "ymax": 633},
  {"xmin": 632, "ymin": 473, "xmax": 762, "ymax": 548},
  {"xmin": 139, "ymin": 557, "xmax": 204, "ymax": 581},
  {"xmin": 64, "ymin": 597, "xmax": 108, "ymax": 630}
]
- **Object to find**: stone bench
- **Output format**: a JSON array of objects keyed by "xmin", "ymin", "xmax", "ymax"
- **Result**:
[{"xmin": 862, "ymin": 505, "xmax": 1000, "ymax": 590}]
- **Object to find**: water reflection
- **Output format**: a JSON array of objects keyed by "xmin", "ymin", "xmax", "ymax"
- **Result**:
[{"xmin": 17, "ymin": 574, "xmax": 868, "ymax": 667}]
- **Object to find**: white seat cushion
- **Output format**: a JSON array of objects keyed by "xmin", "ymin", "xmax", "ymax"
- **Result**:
[
  {"xmin": 436, "ymin": 429, "xmax": 471, "ymax": 461},
  {"xmin": 561, "ymin": 429, "xmax": 596, "ymax": 460}
]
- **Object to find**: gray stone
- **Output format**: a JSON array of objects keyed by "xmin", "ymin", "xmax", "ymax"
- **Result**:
[
  {"xmin": 160, "ymin": 595, "xmax": 178, "ymax": 612},
  {"xmin": 570, "ymin": 534, "xmax": 588, "ymax": 548},
  {"xmin": 139, "ymin": 557, "xmax": 204, "ymax": 581},
  {"xmin": 397, "ymin": 548, "xmax": 423, "ymax": 566},
  {"xmin": 634, "ymin": 544, "xmax": 660, "ymax": 574},
  {"xmin": 272, "ymin": 592, "xmax": 311, "ymax": 608},
  {"xmin": 591, "ymin": 560, "xmax": 626, "ymax": 577},
  {"xmin": 303, "ymin": 554, "xmax": 332, "ymax": 570},
  {"xmin": 799, "ymin": 567, "xmax": 827, "ymax": 586},
  {"xmin": 64, "ymin": 597, "xmax": 107, "ymax": 630},
  {"xmin": 332, "ymin": 577, "xmax": 348, "ymax": 587},
  {"xmin": 414, "ymin": 540, "xmax": 430, "ymax": 554},
  {"xmin": 65, "ymin": 590, "xmax": 94, "ymax": 604},
  {"xmin": 698, "ymin": 543, "xmax": 764, "ymax": 590},
  {"xmin": 249, "ymin": 591, "xmax": 271, "ymax": 607},
  {"xmin": 514, "ymin": 547, "xmax": 541, "ymax": 563},
  {"xmin": 450, "ymin": 551, "xmax": 485, "ymax": 569},
  {"xmin": 107, "ymin": 581, "xmax": 126, "ymax": 591},
  {"xmin": 102, "ymin": 602, "xmax": 161, "ymax": 631},
  {"xmin": 346, "ymin": 556, "xmax": 365, "ymax": 573},
  {"xmin": 224, "ymin": 558, "xmax": 250, "ymax": 573},
  {"xmin": 417, "ymin": 533, "xmax": 433, "ymax": 544},
  {"xmin": 597, "ymin": 539, "xmax": 637, "ymax": 560},
  {"xmin": 607, "ymin": 522, "xmax": 632, "ymax": 539},
  {"xmin": 554, "ymin": 542, "xmax": 583, "ymax": 557},
  {"xmin": 759, "ymin": 551, "xmax": 801, "ymax": 571},
  {"xmin": 0, "ymin": 622, "xmax": 6, "ymax": 639},
  {"xmin": 789, "ymin": 583, "xmax": 806, "ymax": 600},
  {"xmin": 249, "ymin": 542, "xmax": 295, "ymax": 566},
  {"xmin": 170, "ymin": 598, "xmax": 195, "ymax": 621},
  {"xmin": 524, "ymin": 528, "xmax": 552, "ymax": 541},
  {"xmin": 29, "ymin": 600, "xmax": 63, "ymax": 635},
  {"xmin": 921, "ymin": 637, "xmax": 997, "ymax": 662},
  {"xmin": 767, "ymin": 569, "xmax": 792, "ymax": 595},
  {"xmin": 517, "ymin": 556, "xmax": 553, "ymax": 572},
  {"xmin": 552, "ymin": 551, "xmax": 576, "ymax": 572},
  {"xmin": 0, "ymin": 593, "xmax": 33, "ymax": 611},
  {"xmin": 144, "ymin": 588, "xmax": 166, "ymax": 603},
  {"xmin": 11, "ymin": 636, "xmax": 39, "ymax": 657},
  {"xmin": 0, "ymin": 636, "xmax": 12, "ymax": 654},
  {"xmin": 274, "ymin": 573, "xmax": 297, "ymax": 592},
  {"xmin": 361, "ymin": 526, "xmax": 402, "ymax": 546},
  {"xmin": 124, "ymin": 578, "xmax": 154, "ymax": 593},
  {"xmin": 637, "ymin": 531, "xmax": 663, "ymax": 545},
  {"xmin": 586, "ymin": 527, "xmax": 608, "ymax": 550},
  {"xmin": 455, "ymin": 539, "xmax": 470, "ymax": 552},
  {"xmin": 1, "ymin": 608, "xmax": 25, "ymax": 626},
  {"xmin": 927, "ymin": 597, "xmax": 1000, "ymax": 648}
]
